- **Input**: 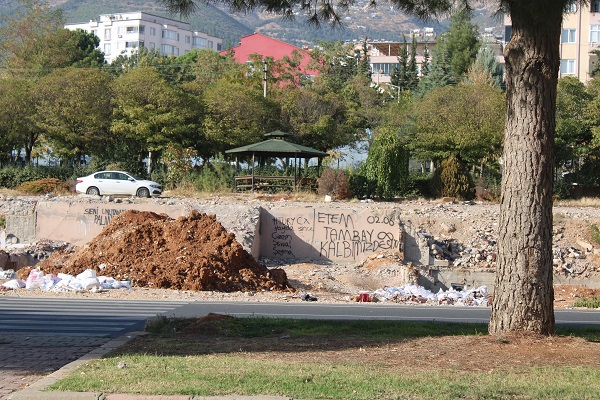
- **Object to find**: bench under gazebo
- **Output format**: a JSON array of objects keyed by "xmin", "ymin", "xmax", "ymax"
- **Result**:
[{"xmin": 225, "ymin": 130, "xmax": 328, "ymax": 191}]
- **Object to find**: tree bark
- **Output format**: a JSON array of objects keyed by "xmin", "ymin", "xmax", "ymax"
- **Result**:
[{"xmin": 489, "ymin": 2, "xmax": 564, "ymax": 335}]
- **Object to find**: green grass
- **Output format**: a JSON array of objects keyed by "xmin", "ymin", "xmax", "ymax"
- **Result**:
[
  {"xmin": 48, "ymin": 318, "xmax": 600, "ymax": 399},
  {"xmin": 146, "ymin": 316, "xmax": 489, "ymax": 339},
  {"xmin": 590, "ymin": 223, "xmax": 600, "ymax": 245},
  {"xmin": 573, "ymin": 296, "xmax": 600, "ymax": 309},
  {"xmin": 49, "ymin": 358, "xmax": 600, "ymax": 399}
]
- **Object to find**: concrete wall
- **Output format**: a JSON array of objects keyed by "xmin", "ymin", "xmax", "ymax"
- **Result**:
[
  {"xmin": 258, "ymin": 207, "xmax": 403, "ymax": 262},
  {"xmin": 6, "ymin": 211, "xmax": 36, "ymax": 244},
  {"xmin": 35, "ymin": 202, "xmax": 187, "ymax": 246}
]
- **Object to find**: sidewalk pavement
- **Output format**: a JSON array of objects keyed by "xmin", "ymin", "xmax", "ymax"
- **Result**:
[{"xmin": 8, "ymin": 333, "xmax": 291, "ymax": 400}]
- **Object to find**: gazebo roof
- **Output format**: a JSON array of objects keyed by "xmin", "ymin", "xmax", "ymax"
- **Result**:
[{"xmin": 225, "ymin": 131, "xmax": 328, "ymax": 158}]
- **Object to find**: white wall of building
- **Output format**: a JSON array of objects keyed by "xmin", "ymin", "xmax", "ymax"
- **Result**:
[{"xmin": 66, "ymin": 11, "xmax": 223, "ymax": 64}]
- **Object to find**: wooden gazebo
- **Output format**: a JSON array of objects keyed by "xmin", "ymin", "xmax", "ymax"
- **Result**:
[{"xmin": 225, "ymin": 131, "xmax": 328, "ymax": 191}]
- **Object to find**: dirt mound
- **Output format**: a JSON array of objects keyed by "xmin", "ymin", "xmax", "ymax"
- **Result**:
[{"xmin": 38, "ymin": 210, "xmax": 292, "ymax": 292}]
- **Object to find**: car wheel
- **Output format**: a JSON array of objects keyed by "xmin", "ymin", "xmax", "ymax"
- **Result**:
[
  {"xmin": 86, "ymin": 187, "xmax": 100, "ymax": 196},
  {"xmin": 137, "ymin": 187, "xmax": 150, "ymax": 198}
]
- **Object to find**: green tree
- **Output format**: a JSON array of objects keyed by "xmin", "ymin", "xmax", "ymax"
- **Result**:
[
  {"xmin": 34, "ymin": 68, "xmax": 113, "ymax": 164},
  {"xmin": 417, "ymin": 36, "xmax": 453, "ymax": 94},
  {"xmin": 413, "ymin": 83, "xmax": 505, "ymax": 170},
  {"xmin": 390, "ymin": 34, "xmax": 409, "ymax": 90},
  {"xmin": 555, "ymin": 76, "xmax": 592, "ymax": 174},
  {"xmin": 162, "ymin": 0, "xmax": 579, "ymax": 337},
  {"xmin": 358, "ymin": 38, "xmax": 372, "ymax": 79},
  {"xmin": 308, "ymin": 41, "xmax": 358, "ymax": 93},
  {"xmin": 407, "ymin": 34, "xmax": 419, "ymax": 90},
  {"xmin": 203, "ymin": 78, "xmax": 280, "ymax": 156},
  {"xmin": 0, "ymin": 0, "xmax": 64, "ymax": 73},
  {"xmin": 69, "ymin": 28, "xmax": 105, "ymax": 67},
  {"xmin": 365, "ymin": 127, "xmax": 410, "ymax": 199},
  {"xmin": 0, "ymin": 1, "xmax": 105, "ymax": 75},
  {"xmin": 180, "ymin": 49, "xmax": 244, "ymax": 95},
  {"xmin": 280, "ymin": 86, "xmax": 357, "ymax": 151},
  {"xmin": 444, "ymin": 6, "xmax": 481, "ymax": 82},
  {"xmin": 0, "ymin": 77, "xmax": 37, "ymax": 164},
  {"xmin": 111, "ymin": 67, "xmax": 202, "ymax": 169},
  {"xmin": 108, "ymin": 47, "xmax": 194, "ymax": 84},
  {"xmin": 464, "ymin": 45, "xmax": 504, "ymax": 88},
  {"xmin": 420, "ymin": 44, "xmax": 431, "ymax": 77}
]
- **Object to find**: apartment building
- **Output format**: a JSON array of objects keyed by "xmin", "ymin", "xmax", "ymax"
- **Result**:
[
  {"xmin": 65, "ymin": 11, "xmax": 223, "ymax": 64},
  {"xmin": 504, "ymin": 1, "xmax": 600, "ymax": 83},
  {"xmin": 367, "ymin": 28, "xmax": 437, "ymax": 85}
]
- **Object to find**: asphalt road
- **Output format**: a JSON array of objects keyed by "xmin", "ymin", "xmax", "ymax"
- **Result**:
[
  {"xmin": 0, "ymin": 297, "xmax": 189, "ymax": 337},
  {"xmin": 1, "ymin": 297, "xmax": 599, "ymax": 339},
  {"xmin": 170, "ymin": 300, "xmax": 600, "ymax": 326}
]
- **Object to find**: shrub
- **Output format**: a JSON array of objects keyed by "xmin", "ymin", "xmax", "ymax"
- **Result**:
[
  {"xmin": 407, "ymin": 170, "xmax": 434, "ymax": 198},
  {"xmin": 190, "ymin": 158, "xmax": 235, "ymax": 193},
  {"xmin": 0, "ymin": 165, "xmax": 77, "ymax": 189},
  {"xmin": 475, "ymin": 175, "xmax": 501, "ymax": 202},
  {"xmin": 349, "ymin": 163, "xmax": 376, "ymax": 199},
  {"xmin": 430, "ymin": 156, "xmax": 474, "ymax": 200},
  {"xmin": 18, "ymin": 178, "xmax": 70, "ymax": 195},
  {"xmin": 553, "ymin": 178, "xmax": 572, "ymax": 200},
  {"xmin": 318, "ymin": 168, "xmax": 351, "ymax": 199}
]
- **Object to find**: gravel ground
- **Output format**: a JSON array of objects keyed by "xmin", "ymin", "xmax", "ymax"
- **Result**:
[{"xmin": 2, "ymin": 193, "xmax": 600, "ymax": 307}]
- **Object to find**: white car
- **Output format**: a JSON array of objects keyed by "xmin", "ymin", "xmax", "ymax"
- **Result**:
[{"xmin": 75, "ymin": 171, "xmax": 162, "ymax": 198}]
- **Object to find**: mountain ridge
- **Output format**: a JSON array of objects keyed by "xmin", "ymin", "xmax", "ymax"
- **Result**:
[{"xmin": 2, "ymin": 0, "xmax": 502, "ymax": 49}]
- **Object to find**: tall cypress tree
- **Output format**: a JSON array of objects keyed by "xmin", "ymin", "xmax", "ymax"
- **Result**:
[
  {"xmin": 420, "ymin": 44, "xmax": 430, "ymax": 77},
  {"xmin": 407, "ymin": 34, "xmax": 419, "ymax": 90}
]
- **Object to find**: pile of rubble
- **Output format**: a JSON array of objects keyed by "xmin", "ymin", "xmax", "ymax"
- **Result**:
[
  {"xmin": 419, "ymin": 217, "xmax": 600, "ymax": 279},
  {"xmin": 34, "ymin": 209, "xmax": 292, "ymax": 292}
]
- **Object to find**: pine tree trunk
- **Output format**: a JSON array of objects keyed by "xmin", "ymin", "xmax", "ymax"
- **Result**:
[{"xmin": 489, "ymin": 4, "xmax": 563, "ymax": 335}]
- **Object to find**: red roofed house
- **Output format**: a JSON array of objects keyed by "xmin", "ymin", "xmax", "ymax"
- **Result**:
[{"xmin": 220, "ymin": 33, "xmax": 318, "ymax": 82}]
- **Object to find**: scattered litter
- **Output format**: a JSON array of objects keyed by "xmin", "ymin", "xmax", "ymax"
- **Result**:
[
  {"xmin": 300, "ymin": 292, "xmax": 318, "ymax": 301},
  {"xmin": 2, "ymin": 279, "xmax": 25, "ymax": 289},
  {"xmin": 351, "ymin": 284, "xmax": 489, "ymax": 306},
  {"xmin": 0, "ymin": 268, "xmax": 16, "ymax": 279},
  {"xmin": 3, "ymin": 268, "xmax": 132, "ymax": 292}
]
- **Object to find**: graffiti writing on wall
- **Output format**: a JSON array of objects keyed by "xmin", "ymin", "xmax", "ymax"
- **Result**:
[
  {"xmin": 315, "ymin": 211, "xmax": 400, "ymax": 260},
  {"xmin": 84, "ymin": 207, "xmax": 125, "ymax": 226},
  {"xmin": 262, "ymin": 209, "xmax": 401, "ymax": 261}
]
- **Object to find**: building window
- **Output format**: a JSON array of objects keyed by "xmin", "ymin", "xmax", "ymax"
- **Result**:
[
  {"xmin": 139, "ymin": 25, "xmax": 145, "ymax": 34},
  {"xmin": 161, "ymin": 44, "xmax": 179, "ymax": 55},
  {"xmin": 126, "ymin": 26, "xmax": 136, "ymax": 34},
  {"xmin": 162, "ymin": 29, "xmax": 178, "ymax": 41},
  {"xmin": 371, "ymin": 63, "xmax": 398, "ymax": 75},
  {"xmin": 104, "ymin": 28, "xmax": 111, "ymax": 40},
  {"xmin": 591, "ymin": 25, "xmax": 600, "ymax": 43},
  {"xmin": 217, "ymin": 43, "xmax": 222, "ymax": 51},
  {"xmin": 125, "ymin": 41, "xmax": 139, "ymax": 48},
  {"xmin": 593, "ymin": 1, "xmax": 600, "ymax": 13},
  {"xmin": 150, "ymin": 27, "xmax": 156, "ymax": 36},
  {"xmin": 193, "ymin": 37, "xmax": 207, "ymax": 47},
  {"xmin": 91, "ymin": 29, "xmax": 97, "ymax": 38},
  {"xmin": 560, "ymin": 59, "xmax": 576, "ymax": 75},
  {"xmin": 208, "ymin": 40, "xmax": 213, "ymax": 49},
  {"xmin": 562, "ymin": 29, "xmax": 576, "ymax": 43},
  {"xmin": 185, "ymin": 35, "xmax": 191, "ymax": 44},
  {"xmin": 104, "ymin": 43, "xmax": 111, "ymax": 55},
  {"xmin": 568, "ymin": 2, "xmax": 577, "ymax": 13}
]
